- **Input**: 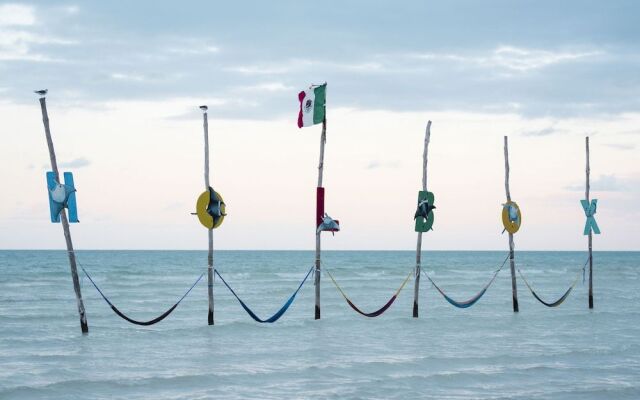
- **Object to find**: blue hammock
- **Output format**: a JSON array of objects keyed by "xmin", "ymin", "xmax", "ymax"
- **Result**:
[
  {"xmin": 427, "ymin": 272, "xmax": 499, "ymax": 308},
  {"xmin": 81, "ymin": 266, "xmax": 204, "ymax": 326},
  {"xmin": 425, "ymin": 255, "xmax": 508, "ymax": 309},
  {"xmin": 215, "ymin": 266, "xmax": 313, "ymax": 323}
]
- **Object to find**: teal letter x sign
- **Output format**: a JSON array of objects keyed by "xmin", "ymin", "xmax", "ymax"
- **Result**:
[{"xmin": 580, "ymin": 199, "xmax": 600, "ymax": 235}]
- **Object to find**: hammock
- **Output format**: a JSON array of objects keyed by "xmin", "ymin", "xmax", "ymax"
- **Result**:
[
  {"xmin": 517, "ymin": 257, "xmax": 588, "ymax": 308},
  {"xmin": 424, "ymin": 255, "xmax": 509, "ymax": 309},
  {"xmin": 214, "ymin": 266, "xmax": 313, "ymax": 323},
  {"xmin": 326, "ymin": 269, "xmax": 413, "ymax": 317},
  {"xmin": 81, "ymin": 266, "xmax": 203, "ymax": 326}
]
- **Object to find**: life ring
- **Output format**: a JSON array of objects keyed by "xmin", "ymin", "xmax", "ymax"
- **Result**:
[
  {"xmin": 501, "ymin": 201, "xmax": 521, "ymax": 234},
  {"xmin": 196, "ymin": 188, "xmax": 226, "ymax": 229}
]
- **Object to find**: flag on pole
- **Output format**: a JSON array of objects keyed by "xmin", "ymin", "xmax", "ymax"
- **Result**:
[{"xmin": 297, "ymin": 83, "xmax": 326, "ymax": 128}]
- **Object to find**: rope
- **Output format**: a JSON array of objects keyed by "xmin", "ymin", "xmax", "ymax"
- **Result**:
[
  {"xmin": 80, "ymin": 265, "xmax": 204, "ymax": 326},
  {"xmin": 214, "ymin": 266, "xmax": 314, "ymax": 323},
  {"xmin": 325, "ymin": 269, "xmax": 413, "ymax": 317},
  {"xmin": 517, "ymin": 256, "xmax": 589, "ymax": 308},
  {"xmin": 424, "ymin": 254, "xmax": 509, "ymax": 309}
]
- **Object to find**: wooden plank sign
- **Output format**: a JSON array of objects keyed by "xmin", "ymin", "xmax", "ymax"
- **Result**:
[
  {"xmin": 581, "ymin": 199, "xmax": 600, "ymax": 235},
  {"xmin": 316, "ymin": 187, "xmax": 339, "ymax": 233},
  {"xmin": 316, "ymin": 187, "xmax": 325, "ymax": 227},
  {"xmin": 46, "ymin": 171, "xmax": 79, "ymax": 223},
  {"xmin": 414, "ymin": 191, "xmax": 435, "ymax": 232}
]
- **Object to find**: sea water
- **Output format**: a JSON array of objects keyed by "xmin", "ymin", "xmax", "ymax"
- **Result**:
[{"xmin": 0, "ymin": 250, "xmax": 639, "ymax": 399}]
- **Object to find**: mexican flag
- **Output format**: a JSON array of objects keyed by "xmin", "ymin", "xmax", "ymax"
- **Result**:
[{"xmin": 297, "ymin": 83, "xmax": 326, "ymax": 128}]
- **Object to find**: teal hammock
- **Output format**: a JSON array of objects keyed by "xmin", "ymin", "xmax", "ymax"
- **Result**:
[
  {"xmin": 214, "ymin": 266, "xmax": 313, "ymax": 323},
  {"xmin": 81, "ymin": 266, "xmax": 204, "ymax": 326},
  {"xmin": 517, "ymin": 257, "xmax": 589, "ymax": 308},
  {"xmin": 424, "ymin": 255, "xmax": 509, "ymax": 309}
]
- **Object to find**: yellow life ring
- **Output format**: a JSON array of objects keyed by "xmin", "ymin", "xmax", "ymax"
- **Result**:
[
  {"xmin": 196, "ymin": 188, "xmax": 226, "ymax": 229},
  {"xmin": 501, "ymin": 201, "xmax": 521, "ymax": 234}
]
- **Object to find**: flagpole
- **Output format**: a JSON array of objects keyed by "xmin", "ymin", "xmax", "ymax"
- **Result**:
[
  {"xmin": 413, "ymin": 121, "xmax": 431, "ymax": 318},
  {"xmin": 38, "ymin": 93, "xmax": 89, "ymax": 334},
  {"xmin": 202, "ymin": 106, "xmax": 215, "ymax": 325},
  {"xmin": 315, "ymin": 118, "xmax": 326, "ymax": 320}
]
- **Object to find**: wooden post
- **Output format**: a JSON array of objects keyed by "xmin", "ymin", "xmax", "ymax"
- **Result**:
[
  {"xmin": 315, "ymin": 118, "xmax": 326, "ymax": 320},
  {"xmin": 586, "ymin": 136, "xmax": 594, "ymax": 309},
  {"xmin": 413, "ymin": 120, "xmax": 431, "ymax": 318},
  {"xmin": 202, "ymin": 107, "xmax": 215, "ymax": 325},
  {"xmin": 504, "ymin": 136, "xmax": 519, "ymax": 312},
  {"xmin": 38, "ymin": 95, "xmax": 89, "ymax": 333}
]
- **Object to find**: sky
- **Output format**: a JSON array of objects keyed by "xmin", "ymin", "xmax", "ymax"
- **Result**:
[{"xmin": 0, "ymin": 1, "xmax": 638, "ymax": 250}]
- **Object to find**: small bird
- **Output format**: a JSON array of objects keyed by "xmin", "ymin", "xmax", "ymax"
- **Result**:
[
  {"xmin": 34, "ymin": 89, "xmax": 48, "ymax": 97},
  {"xmin": 199, "ymin": 105, "xmax": 208, "ymax": 112}
]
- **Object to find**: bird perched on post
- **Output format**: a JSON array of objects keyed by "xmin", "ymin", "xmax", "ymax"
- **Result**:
[
  {"xmin": 199, "ymin": 105, "xmax": 208, "ymax": 112},
  {"xmin": 34, "ymin": 89, "xmax": 48, "ymax": 97}
]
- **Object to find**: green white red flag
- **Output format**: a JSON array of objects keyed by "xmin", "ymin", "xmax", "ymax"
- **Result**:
[{"xmin": 297, "ymin": 83, "xmax": 326, "ymax": 128}]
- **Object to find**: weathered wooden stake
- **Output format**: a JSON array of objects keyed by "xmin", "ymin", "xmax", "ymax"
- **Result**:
[
  {"xmin": 586, "ymin": 136, "xmax": 594, "ymax": 309},
  {"xmin": 504, "ymin": 136, "xmax": 519, "ymax": 312},
  {"xmin": 38, "ymin": 95, "xmax": 89, "ymax": 333},
  {"xmin": 315, "ymin": 118, "xmax": 327, "ymax": 320},
  {"xmin": 413, "ymin": 120, "xmax": 431, "ymax": 318},
  {"xmin": 202, "ymin": 107, "xmax": 215, "ymax": 325}
]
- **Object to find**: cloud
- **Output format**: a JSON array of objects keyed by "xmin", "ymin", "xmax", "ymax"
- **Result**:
[
  {"xmin": 165, "ymin": 42, "xmax": 219, "ymax": 56},
  {"xmin": 489, "ymin": 46, "xmax": 600, "ymax": 72},
  {"xmin": 337, "ymin": 62, "xmax": 385, "ymax": 72},
  {"xmin": 62, "ymin": 5, "xmax": 80, "ymax": 15},
  {"xmin": 0, "ymin": 3, "xmax": 634, "ymax": 119},
  {"xmin": 0, "ymin": 4, "xmax": 36, "ymax": 26},
  {"xmin": 412, "ymin": 46, "xmax": 601, "ymax": 72},
  {"xmin": 225, "ymin": 59, "xmax": 313, "ymax": 75},
  {"xmin": 235, "ymin": 82, "xmax": 293, "ymax": 92},
  {"xmin": 366, "ymin": 160, "xmax": 401, "ymax": 170},
  {"xmin": 0, "ymin": 4, "xmax": 76, "ymax": 62},
  {"xmin": 565, "ymin": 174, "xmax": 626, "ymax": 192},
  {"xmin": 604, "ymin": 143, "xmax": 635, "ymax": 150},
  {"xmin": 59, "ymin": 157, "xmax": 91, "ymax": 168},
  {"xmin": 521, "ymin": 125, "xmax": 563, "ymax": 136},
  {"xmin": 110, "ymin": 72, "xmax": 147, "ymax": 82},
  {"xmin": 162, "ymin": 202, "xmax": 184, "ymax": 211}
]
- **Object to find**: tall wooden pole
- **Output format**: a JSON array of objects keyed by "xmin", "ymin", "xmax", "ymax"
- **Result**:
[
  {"xmin": 413, "ymin": 120, "xmax": 431, "ymax": 318},
  {"xmin": 315, "ymin": 118, "xmax": 326, "ymax": 320},
  {"xmin": 504, "ymin": 136, "xmax": 519, "ymax": 312},
  {"xmin": 38, "ymin": 95, "xmax": 89, "ymax": 333},
  {"xmin": 202, "ymin": 107, "xmax": 214, "ymax": 325},
  {"xmin": 586, "ymin": 136, "xmax": 594, "ymax": 309}
]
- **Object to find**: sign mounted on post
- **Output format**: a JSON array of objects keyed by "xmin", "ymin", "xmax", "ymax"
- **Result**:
[
  {"xmin": 414, "ymin": 191, "xmax": 435, "ymax": 233},
  {"xmin": 196, "ymin": 187, "xmax": 226, "ymax": 229},
  {"xmin": 501, "ymin": 201, "xmax": 521, "ymax": 234},
  {"xmin": 46, "ymin": 171, "xmax": 79, "ymax": 223},
  {"xmin": 581, "ymin": 199, "xmax": 600, "ymax": 235},
  {"xmin": 316, "ymin": 187, "xmax": 340, "ymax": 234}
]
